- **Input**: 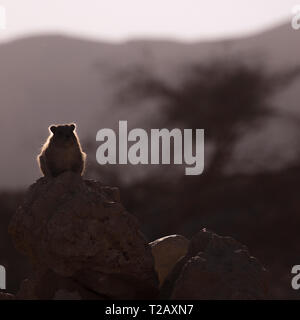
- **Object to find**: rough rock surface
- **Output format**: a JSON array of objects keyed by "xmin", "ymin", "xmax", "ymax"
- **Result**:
[
  {"xmin": 149, "ymin": 235, "xmax": 189, "ymax": 286},
  {"xmin": 161, "ymin": 229, "xmax": 269, "ymax": 300},
  {"xmin": 9, "ymin": 172, "xmax": 158, "ymax": 300}
]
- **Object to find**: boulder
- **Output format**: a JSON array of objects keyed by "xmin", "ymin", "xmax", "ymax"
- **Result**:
[
  {"xmin": 161, "ymin": 229, "xmax": 269, "ymax": 300},
  {"xmin": 9, "ymin": 172, "xmax": 158, "ymax": 299},
  {"xmin": 149, "ymin": 235, "xmax": 189, "ymax": 286}
]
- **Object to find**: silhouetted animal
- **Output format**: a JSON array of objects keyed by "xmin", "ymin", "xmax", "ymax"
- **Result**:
[{"xmin": 38, "ymin": 123, "xmax": 86, "ymax": 177}]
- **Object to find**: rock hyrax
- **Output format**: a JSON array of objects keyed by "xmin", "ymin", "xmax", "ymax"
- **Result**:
[{"xmin": 38, "ymin": 123, "xmax": 86, "ymax": 177}]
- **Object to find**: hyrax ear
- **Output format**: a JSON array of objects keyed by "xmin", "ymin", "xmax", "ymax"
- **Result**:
[
  {"xmin": 70, "ymin": 123, "xmax": 76, "ymax": 131},
  {"xmin": 49, "ymin": 125, "xmax": 57, "ymax": 134}
]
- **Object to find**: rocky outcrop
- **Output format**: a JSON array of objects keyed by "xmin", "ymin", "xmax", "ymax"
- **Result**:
[
  {"xmin": 8, "ymin": 171, "xmax": 270, "ymax": 300},
  {"xmin": 160, "ymin": 229, "xmax": 269, "ymax": 300},
  {"xmin": 149, "ymin": 235, "xmax": 189, "ymax": 286},
  {"xmin": 9, "ymin": 172, "xmax": 158, "ymax": 300}
]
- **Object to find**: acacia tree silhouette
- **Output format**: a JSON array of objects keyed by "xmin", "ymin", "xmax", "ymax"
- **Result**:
[
  {"xmin": 106, "ymin": 59, "xmax": 300, "ymax": 242},
  {"xmin": 88, "ymin": 59, "xmax": 300, "ymax": 235},
  {"xmin": 119, "ymin": 60, "xmax": 300, "ymax": 177}
]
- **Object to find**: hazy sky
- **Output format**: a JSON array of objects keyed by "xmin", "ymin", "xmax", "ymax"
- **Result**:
[{"xmin": 0, "ymin": 0, "xmax": 296, "ymax": 42}]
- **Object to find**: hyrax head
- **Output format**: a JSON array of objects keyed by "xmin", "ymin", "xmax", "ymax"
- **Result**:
[{"xmin": 49, "ymin": 123, "xmax": 77, "ymax": 146}]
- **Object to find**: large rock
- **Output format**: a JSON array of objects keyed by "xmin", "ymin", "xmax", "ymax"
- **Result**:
[
  {"xmin": 9, "ymin": 172, "xmax": 158, "ymax": 299},
  {"xmin": 149, "ymin": 235, "xmax": 189, "ymax": 286},
  {"xmin": 161, "ymin": 229, "xmax": 269, "ymax": 300}
]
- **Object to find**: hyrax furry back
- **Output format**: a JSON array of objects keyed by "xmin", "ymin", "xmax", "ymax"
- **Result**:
[{"xmin": 38, "ymin": 123, "xmax": 86, "ymax": 177}]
